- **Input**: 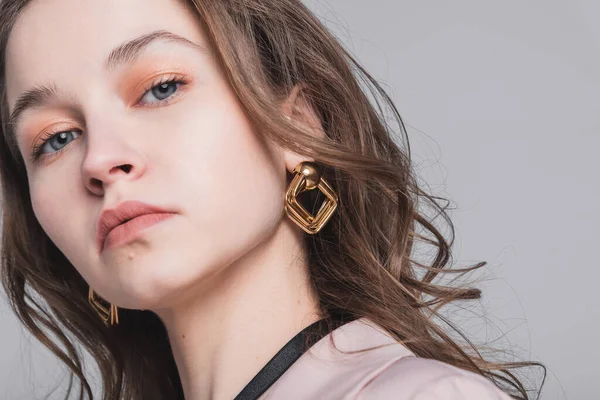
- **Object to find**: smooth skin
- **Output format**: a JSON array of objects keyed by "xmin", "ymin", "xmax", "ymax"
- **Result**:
[{"xmin": 5, "ymin": 0, "xmax": 325, "ymax": 399}]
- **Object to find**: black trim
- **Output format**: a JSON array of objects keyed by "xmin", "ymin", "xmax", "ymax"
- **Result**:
[{"xmin": 233, "ymin": 313, "xmax": 357, "ymax": 400}]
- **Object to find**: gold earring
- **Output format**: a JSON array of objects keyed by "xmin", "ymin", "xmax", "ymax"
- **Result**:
[
  {"xmin": 284, "ymin": 161, "xmax": 338, "ymax": 234},
  {"xmin": 88, "ymin": 287, "xmax": 119, "ymax": 326}
]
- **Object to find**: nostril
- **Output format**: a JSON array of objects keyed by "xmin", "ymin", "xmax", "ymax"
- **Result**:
[{"xmin": 119, "ymin": 165, "xmax": 132, "ymax": 173}]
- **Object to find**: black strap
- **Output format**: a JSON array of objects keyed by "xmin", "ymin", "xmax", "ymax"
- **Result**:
[{"xmin": 233, "ymin": 313, "xmax": 357, "ymax": 400}]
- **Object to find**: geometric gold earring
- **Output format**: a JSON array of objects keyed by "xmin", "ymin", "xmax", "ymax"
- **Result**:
[
  {"xmin": 284, "ymin": 161, "xmax": 338, "ymax": 234},
  {"xmin": 88, "ymin": 287, "xmax": 119, "ymax": 326}
]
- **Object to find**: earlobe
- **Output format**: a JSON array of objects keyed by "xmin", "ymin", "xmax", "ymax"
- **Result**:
[{"xmin": 284, "ymin": 150, "xmax": 314, "ymax": 175}]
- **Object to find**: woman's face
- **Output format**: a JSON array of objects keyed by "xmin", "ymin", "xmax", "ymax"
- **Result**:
[{"xmin": 5, "ymin": 0, "xmax": 296, "ymax": 309}]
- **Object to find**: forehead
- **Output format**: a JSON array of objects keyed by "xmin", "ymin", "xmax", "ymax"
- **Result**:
[{"xmin": 5, "ymin": 0, "xmax": 206, "ymax": 111}]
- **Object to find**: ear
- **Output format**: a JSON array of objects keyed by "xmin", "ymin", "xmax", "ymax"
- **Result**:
[{"xmin": 280, "ymin": 84, "xmax": 325, "ymax": 172}]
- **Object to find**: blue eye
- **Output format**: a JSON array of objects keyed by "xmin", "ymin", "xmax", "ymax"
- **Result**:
[
  {"xmin": 32, "ymin": 130, "xmax": 81, "ymax": 160},
  {"xmin": 139, "ymin": 78, "xmax": 185, "ymax": 105}
]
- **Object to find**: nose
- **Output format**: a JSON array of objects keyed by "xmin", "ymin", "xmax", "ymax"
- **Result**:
[{"xmin": 81, "ymin": 125, "xmax": 147, "ymax": 196}]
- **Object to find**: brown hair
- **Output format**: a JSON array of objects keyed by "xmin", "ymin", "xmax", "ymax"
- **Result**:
[{"xmin": 0, "ymin": 0, "xmax": 544, "ymax": 399}]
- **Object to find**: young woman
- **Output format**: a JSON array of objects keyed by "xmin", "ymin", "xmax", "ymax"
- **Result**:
[{"xmin": 0, "ymin": 0, "xmax": 543, "ymax": 399}]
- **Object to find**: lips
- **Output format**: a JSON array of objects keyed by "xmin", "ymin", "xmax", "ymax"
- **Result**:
[{"xmin": 96, "ymin": 200, "xmax": 175, "ymax": 252}]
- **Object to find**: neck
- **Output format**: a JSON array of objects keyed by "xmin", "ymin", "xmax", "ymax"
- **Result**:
[{"xmin": 153, "ymin": 220, "xmax": 322, "ymax": 400}]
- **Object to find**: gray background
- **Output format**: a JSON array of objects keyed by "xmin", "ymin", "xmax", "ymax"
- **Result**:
[{"xmin": 1, "ymin": 0, "xmax": 598, "ymax": 398}]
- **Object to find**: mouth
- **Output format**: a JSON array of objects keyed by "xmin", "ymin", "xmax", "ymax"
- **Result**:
[
  {"xmin": 97, "ymin": 200, "xmax": 176, "ymax": 253},
  {"xmin": 101, "ymin": 212, "xmax": 176, "ymax": 252}
]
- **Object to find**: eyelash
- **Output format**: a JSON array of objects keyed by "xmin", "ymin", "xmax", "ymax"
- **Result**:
[{"xmin": 30, "ymin": 75, "xmax": 189, "ymax": 162}]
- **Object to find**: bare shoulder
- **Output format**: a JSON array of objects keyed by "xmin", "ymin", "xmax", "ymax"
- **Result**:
[{"xmin": 357, "ymin": 356, "xmax": 513, "ymax": 400}]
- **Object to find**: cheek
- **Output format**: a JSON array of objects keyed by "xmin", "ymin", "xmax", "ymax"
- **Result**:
[
  {"xmin": 29, "ymin": 175, "xmax": 89, "ymax": 271},
  {"xmin": 29, "ymin": 180, "xmax": 102, "ymax": 295},
  {"xmin": 169, "ymin": 94, "xmax": 286, "ymax": 250},
  {"xmin": 30, "ymin": 179, "xmax": 64, "ymax": 239}
]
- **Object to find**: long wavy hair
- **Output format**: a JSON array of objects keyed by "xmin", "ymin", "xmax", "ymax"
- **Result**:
[{"xmin": 0, "ymin": 0, "xmax": 544, "ymax": 399}]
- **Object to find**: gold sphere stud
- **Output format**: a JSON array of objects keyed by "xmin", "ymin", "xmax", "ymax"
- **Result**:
[{"xmin": 293, "ymin": 161, "xmax": 321, "ymax": 190}]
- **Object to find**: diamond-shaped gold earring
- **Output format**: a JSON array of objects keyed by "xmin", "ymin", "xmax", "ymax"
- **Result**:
[
  {"xmin": 88, "ymin": 287, "xmax": 119, "ymax": 326},
  {"xmin": 284, "ymin": 161, "xmax": 338, "ymax": 234}
]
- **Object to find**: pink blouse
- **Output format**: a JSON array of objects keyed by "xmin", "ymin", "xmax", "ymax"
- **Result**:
[{"xmin": 259, "ymin": 317, "xmax": 512, "ymax": 399}]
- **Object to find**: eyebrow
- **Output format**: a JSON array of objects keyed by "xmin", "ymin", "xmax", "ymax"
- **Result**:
[{"xmin": 8, "ymin": 30, "xmax": 207, "ymax": 134}]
